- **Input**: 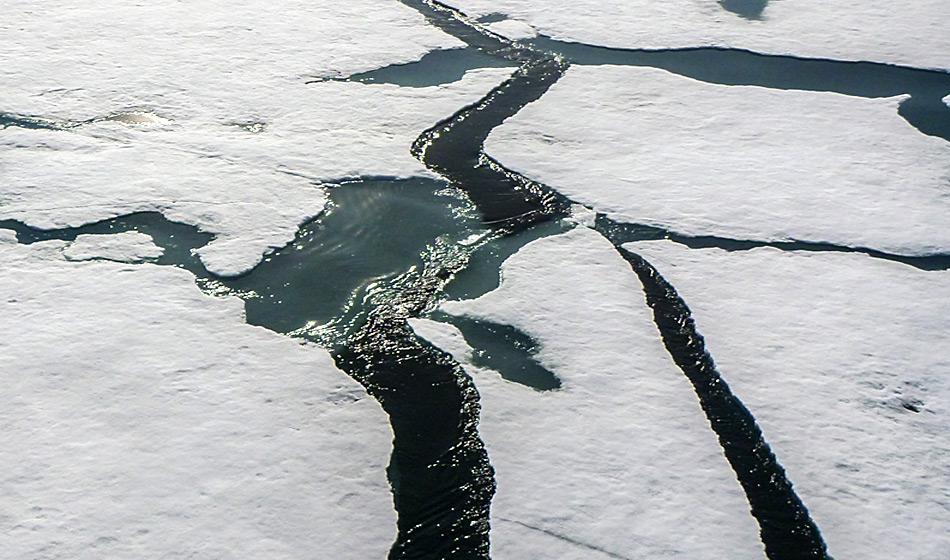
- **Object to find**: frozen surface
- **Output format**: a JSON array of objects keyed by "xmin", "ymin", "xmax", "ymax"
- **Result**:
[
  {"xmin": 444, "ymin": 0, "xmax": 950, "ymax": 70},
  {"xmin": 0, "ymin": 68, "xmax": 508, "ymax": 276},
  {"xmin": 1, "ymin": 2, "xmax": 511, "ymax": 276},
  {"xmin": 627, "ymin": 241, "xmax": 950, "ymax": 560},
  {"xmin": 415, "ymin": 226, "xmax": 764, "ymax": 559},
  {"xmin": 0, "ymin": 239, "xmax": 396, "ymax": 559},
  {"xmin": 485, "ymin": 66, "xmax": 950, "ymax": 255},
  {"xmin": 62, "ymin": 231, "xmax": 164, "ymax": 262},
  {"xmin": 485, "ymin": 19, "xmax": 538, "ymax": 40},
  {"xmin": 1, "ymin": 0, "xmax": 463, "ymax": 119}
]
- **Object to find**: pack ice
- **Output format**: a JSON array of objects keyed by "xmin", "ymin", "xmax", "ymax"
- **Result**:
[
  {"xmin": 445, "ymin": 0, "xmax": 950, "ymax": 70},
  {"xmin": 627, "ymin": 240, "xmax": 950, "ymax": 560},
  {"xmin": 485, "ymin": 65, "xmax": 950, "ymax": 256},
  {"xmin": 0, "ymin": 232, "xmax": 396, "ymax": 559},
  {"xmin": 0, "ymin": 0, "xmax": 511, "ymax": 276},
  {"xmin": 413, "ymin": 226, "xmax": 765, "ymax": 559}
]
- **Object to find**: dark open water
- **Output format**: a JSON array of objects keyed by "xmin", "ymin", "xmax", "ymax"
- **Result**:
[{"xmin": 3, "ymin": 1, "xmax": 949, "ymax": 558}]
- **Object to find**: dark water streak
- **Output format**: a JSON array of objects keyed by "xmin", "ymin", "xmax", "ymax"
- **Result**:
[
  {"xmin": 598, "ymin": 218, "xmax": 950, "ymax": 271},
  {"xmin": 397, "ymin": 2, "xmax": 835, "ymax": 558},
  {"xmin": 530, "ymin": 37, "xmax": 950, "ymax": 142},
  {"xmin": 0, "ymin": 212, "xmax": 212, "ymax": 276},
  {"xmin": 345, "ymin": 47, "xmax": 515, "ymax": 88},
  {"xmin": 618, "ymin": 248, "xmax": 830, "ymax": 559},
  {"xmin": 0, "ymin": 112, "xmax": 60, "ymax": 130},
  {"xmin": 9, "ymin": 2, "xmax": 937, "ymax": 556},
  {"xmin": 0, "ymin": 181, "xmax": 500, "ymax": 559},
  {"xmin": 432, "ymin": 313, "xmax": 561, "ymax": 391}
]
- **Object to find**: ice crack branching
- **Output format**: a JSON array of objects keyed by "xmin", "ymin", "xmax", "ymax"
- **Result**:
[{"xmin": 397, "ymin": 1, "xmax": 838, "ymax": 558}]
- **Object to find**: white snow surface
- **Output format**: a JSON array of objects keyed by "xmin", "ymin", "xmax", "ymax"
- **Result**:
[
  {"xmin": 485, "ymin": 19, "xmax": 538, "ymax": 40},
  {"xmin": 627, "ymin": 241, "xmax": 950, "ymax": 559},
  {"xmin": 414, "ymin": 225, "xmax": 765, "ymax": 559},
  {"xmin": 1, "ymin": 0, "xmax": 463, "ymax": 119},
  {"xmin": 485, "ymin": 66, "xmax": 950, "ymax": 256},
  {"xmin": 0, "ymin": 239, "xmax": 396, "ymax": 559},
  {"xmin": 445, "ymin": 0, "xmax": 950, "ymax": 70},
  {"xmin": 62, "ymin": 231, "xmax": 164, "ymax": 262},
  {"xmin": 1, "ymin": 2, "xmax": 512, "ymax": 276}
]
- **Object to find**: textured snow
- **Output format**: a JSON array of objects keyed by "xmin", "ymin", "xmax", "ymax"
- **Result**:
[
  {"xmin": 62, "ymin": 231, "xmax": 164, "ymax": 263},
  {"xmin": 445, "ymin": 0, "xmax": 950, "ymax": 70},
  {"xmin": 1, "ymin": 0, "xmax": 463, "ymax": 119},
  {"xmin": 627, "ymin": 241, "xmax": 950, "ymax": 560},
  {"xmin": 0, "ymin": 239, "xmax": 396, "ymax": 559},
  {"xmin": 1, "ymin": 2, "xmax": 510, "ymax": 276},
  {"xmin": 485, "ymin": 65, "xmax": 950, "ymax": 256},
  {"xmin": 414, "ymin": 226, "xmax": 764, "ymax": 559}
]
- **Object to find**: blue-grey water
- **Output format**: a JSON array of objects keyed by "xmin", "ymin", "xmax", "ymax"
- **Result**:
[{"xmin": 5, "ymin": 1, "xmax": 949, "ymax": 558}]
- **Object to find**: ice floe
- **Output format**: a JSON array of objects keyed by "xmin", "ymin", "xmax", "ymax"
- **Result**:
[
  {"xmin": 485, "ymin": 66, "xmax": 950, "ymax": 256},
  {"xmin": 414, "ymin": 226, "xmax": 764, "ymax": 559},
  {"xmin": 1, "ymin": 0, "xmax": 464, "ymax": 120},
  {"xmin": 1, "ymin": 2, "xmax": 512, "ymax": 276},
  {"xmin": 443, "ymin": 0, "xmax": 950, "ymax": 70},
  {"xmin": 626, "ymin": 240, "xmax": 950, "ymax": 559},
  {"xmin": 1, "ymin": 68, "xmax": 509, "ymax": 277},
  {"xmin": 0, "ymin": 239, "xmax": 396, "ymax": 559},
  {"xmin": 61, "ymin": 231, "xmax": 164, "ymax": 263},
  {"xmin": 484, "ymin": 19, "xmax": 538, "ymax": 41}
]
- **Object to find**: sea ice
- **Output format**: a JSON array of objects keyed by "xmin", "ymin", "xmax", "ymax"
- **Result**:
[
  {"xmin": 0, "ymin": 238, "xmax": 396, "ymax": 559},
  {"xmin": 62, "ymin": 231, "xmax": 164, "ymax": 263},
  {"xmin": 1, "ymin": 2, "xmax": 512, "ymax": 276},
  {"xmin": 443, "ymin": 0, "xmax": 950, "ymax": 70},
  {"xmin": 414, "ymin": 226, "xmax": 765, "ymax": 559},
  {"xmin": 1, "ymin": 0, "xmax": 464, "ymax": 119},
  {"xmin": 484, "ymin": 19, "xmax": 538, "ymax": 40},
  {"xmin": 626, "ymin": 240, "xmax": 950, "ymax": 559},
  {"xmin": 0, "ymin": 68, "xmax": 509, "ymax": 277},
  {"xmin": 485, "ymin": 65, "xmax": 950, "ymax": 256}
]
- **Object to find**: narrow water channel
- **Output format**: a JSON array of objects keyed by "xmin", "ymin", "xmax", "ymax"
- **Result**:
[{"xmin": 7, "ymin": 1, "xmax": 946, "ymax": 558}]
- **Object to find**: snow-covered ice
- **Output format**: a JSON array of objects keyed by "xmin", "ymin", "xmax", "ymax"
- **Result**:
[
  {"xmin": 626, "ymin": 240, "xmax": 950, "ymax": 560},
  {"xmin": 0, "ymin": 238, "xmax": 396, "ymax": 559},
  {"xmin": 0, "ymin": 0, "xmax": 464, "ymax": 119},
  {"xmin": 485, "ymin": 65, "xmax": 950, "ymax": 256},
  {"xmin": 484, "ymin": 19, "xmax": 538, "ymax": 40},
  {"xmin": 0, "ymin": 68, "xmax": 509, "ymax": 276},
  {"xmin": 444, "ymin": 0, "xmax": 950, "ymax": 70},
  {"xmin": 62, "ymin": 231, "xmax": 164, "ymax": 263},
  {"xmin": 413, "ymin": 226, "xmax": 765, "ymax": 559},
  {"xmin": 1, "ymin": 2, "xmax": 512, "ymax": 276}
]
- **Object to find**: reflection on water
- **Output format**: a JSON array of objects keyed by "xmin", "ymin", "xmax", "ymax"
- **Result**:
[{"xmin": 214, "ymin": 178, "xmax": 484, "ymax": 341}]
